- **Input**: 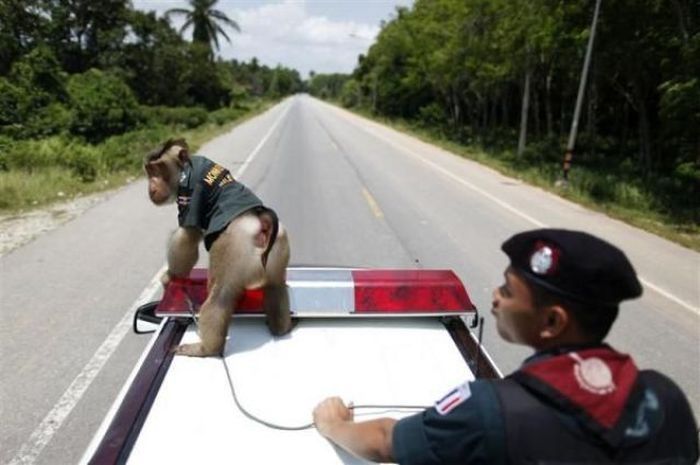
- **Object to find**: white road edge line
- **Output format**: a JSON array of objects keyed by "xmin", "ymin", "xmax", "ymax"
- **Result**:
[
  {"xmin": 10, "ymin": 102, "xmax": 292, "ymax": 465},
  {"xmin": 236, "ymin": 102, "xmax": 290, "ymax": 178},
  {"xmin": 325, "ymin": 101, "xmax": 700, "ymax": 317},
  {"xmin": 8, "ymin": 265, "xmax": 166, "ymax": 465},
  {"xmin": 638, "ymin": 277, "xmax": 699, "ymax": 315}
]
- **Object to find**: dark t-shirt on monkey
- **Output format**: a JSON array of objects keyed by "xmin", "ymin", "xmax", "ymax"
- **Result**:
[{"xmin": 177, "ymin": 155, "xmax": 263, "ymax": 251}]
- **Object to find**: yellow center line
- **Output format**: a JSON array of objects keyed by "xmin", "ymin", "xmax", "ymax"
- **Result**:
[{"xmin": 362, "ymin": 188, "xmax": 384, "ymax": 218}]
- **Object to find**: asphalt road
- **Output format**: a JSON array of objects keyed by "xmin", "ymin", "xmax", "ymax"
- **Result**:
[{"xmin": 1, "ymin": 95, "xmax": 698, "ymax": 465}]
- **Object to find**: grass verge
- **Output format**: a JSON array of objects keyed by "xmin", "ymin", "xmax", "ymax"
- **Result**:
[{"xmin": 0, "ymin": 99, "xmax": 277, "ymax": 214}]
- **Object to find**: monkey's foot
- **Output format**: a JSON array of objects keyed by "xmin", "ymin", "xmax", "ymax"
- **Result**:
[
  {"xmin": 267, "ymin": 317, "xmax": 297, "ymax": 337},
  {"xmin": 173, "ymin": 342, "xmax": 220, "ymax": 357}
]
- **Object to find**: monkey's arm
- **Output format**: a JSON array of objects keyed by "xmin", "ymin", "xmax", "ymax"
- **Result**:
[
  {"xmin": 166, "ymin": 227, "xmax": 202, "ymax": 280},
  {"xmin": 313, "ymin": 397, "xmax": 396, "ymax": 463}
]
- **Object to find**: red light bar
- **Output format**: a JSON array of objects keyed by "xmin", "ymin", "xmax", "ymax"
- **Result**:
[
  {"xmin": 352, "ymin": 270, "xmax": 471, "ymax": 313},
  {"xmin": 156, "ymin": 268, "xmax": 475, "ymax": 318}
]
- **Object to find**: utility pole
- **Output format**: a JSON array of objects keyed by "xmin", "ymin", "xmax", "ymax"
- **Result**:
[{"xmin": 560, "ymin": 0, "xmax": 602, "ymax": 185}]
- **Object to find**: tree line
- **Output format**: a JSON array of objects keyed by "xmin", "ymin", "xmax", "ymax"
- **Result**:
[
  {"xmin": 0, "ymin": 0, "xmax": 304, "ymax": 142},
  {"xmin": 310, "ymin": 0, "xmax": 698, "ymax": 229}
]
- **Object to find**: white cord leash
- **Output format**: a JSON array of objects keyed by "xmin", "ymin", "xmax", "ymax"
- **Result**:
[{"xmin": 183, "ymin": 294, "xmax": 428, "ymax": 431}]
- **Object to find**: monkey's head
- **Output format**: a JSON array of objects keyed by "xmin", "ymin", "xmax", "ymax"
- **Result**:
[{"xmin": 144, "ymin": 138, "xmax": 190, "ymax": 205}]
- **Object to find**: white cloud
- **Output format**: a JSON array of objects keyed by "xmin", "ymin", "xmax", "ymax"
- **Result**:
[
  {"xmin": 133, "ymin": 0, "xmax": 392, "ymax": 78},
  {"xmin": 219, "ymin": 1, "xmax": 379, "ymax": 77}
]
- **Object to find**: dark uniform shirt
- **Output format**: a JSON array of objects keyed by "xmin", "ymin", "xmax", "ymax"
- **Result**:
[
  {"xmin": 392, "ymin": 380, "xmax": 507, "ymax": 465},
  {"xmin": 392, "ymin": 345, "xmax": 698, "ymax": 465},
  {"xmin": 177, "ymin": 155, "xmax": 262, "ymax": 250}
]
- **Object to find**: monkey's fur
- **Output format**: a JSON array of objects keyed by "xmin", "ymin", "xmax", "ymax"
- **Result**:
[{"xmin": 145, "ymin": 138, "xmax": 292, "ymax": 357}]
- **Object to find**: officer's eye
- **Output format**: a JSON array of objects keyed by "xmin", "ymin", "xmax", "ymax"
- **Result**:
[{"xmin": 499, "ymin": 284, "xmax": 511, "ymax": 297}]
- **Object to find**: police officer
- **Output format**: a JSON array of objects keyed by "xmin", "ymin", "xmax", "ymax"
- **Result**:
[{"xmin": 313, "ymin": 228, "xmax": 699, "ymax": 464}]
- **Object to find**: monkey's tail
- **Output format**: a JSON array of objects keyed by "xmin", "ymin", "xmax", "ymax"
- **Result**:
[{"xmin": 256, "ymin": 206, "xmax": 279, "ymax": 269}]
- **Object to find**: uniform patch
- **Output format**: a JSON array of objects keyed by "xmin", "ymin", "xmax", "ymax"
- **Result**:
[
  {"xmin": 520, "ymin": 347, "xmax": 638, "ymax": 429},
  {"xmin": 570, "ymin": 353, "xmax": 616, "ymax": 395},
  {"xmin": 435, "ymin": 381, "xmax": 471, "ymax": 415}
]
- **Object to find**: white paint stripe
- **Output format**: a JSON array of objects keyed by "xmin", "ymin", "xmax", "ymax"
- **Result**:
[
  {"xmin": 354, "ymin": 122, "xmax": 546, "ymax": 228},
  {"xmin": 8, "ymin": 266, "xmax": 166, "ymax": 465},
  {"xmin": 236, "ymin": 102, "xmax": 290, "ymax": 178},
  {"xmin": 638, "ymin": 277, "xmax": 699, "ymax": 315},
  {"xmin": 78, "ymin": 318, "xmax": 167, "ymax": 465},
  {"xmin": 325, "ymin": 101, "xmax": 699, "ymax": 316}
]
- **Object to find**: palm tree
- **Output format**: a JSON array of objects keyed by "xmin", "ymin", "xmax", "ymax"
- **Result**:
[{"xmin": 165, "ymin": 0, "xmax": 240, "ymax": 53}]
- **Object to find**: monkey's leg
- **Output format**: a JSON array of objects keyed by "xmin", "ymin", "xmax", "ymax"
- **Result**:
[
  {"xmin": 175, "ymin": 229, "xmax": 245, "ymax": 357},
  {"xmin": 167, "ymin": 227, "xmax": 201, "ymax": 276},
  {"xmin": 262, "ymin": 225, "xmax": 293, "ymax": 336},
  {"xmin": 175, "ymin": 279, "xmax": 240, "ymax": 357}
]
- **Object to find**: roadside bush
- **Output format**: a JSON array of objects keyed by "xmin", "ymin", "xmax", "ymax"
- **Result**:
[
  {"xmin": 66, "ymin": 144, "xmax": 99, "ymax": 182},
  {"xmin": 0, "ymin": 78, "xmax": 25, "ymax": 126},
  {"xmin": 100, "ymin": 127, "xmax": 171, "ymax": 171},
  {"xmin": 67, "ymin": 69, "xmax": 140, "ymax": 142},
  {"xmin": 140, "ymin": 106, "xmax": 208, "ymax": 129},
  {"xmin": 1, "ymin": 46, "xmax": 71, "ymax": 139},
  {"xmin": 229, "ymin": 84, "xmax": 251, "ymax": 107},
  {"xmin": 0, "ymin": 135, "xmax": 15, "ymax": 171},
  {"xmin": 24, "ymin": 103, "xmax": 72, "ymax": 138},
  {"xmin": 4, "ymin": 136, "xmax": 71, "ymax": 170},
  {"xmin": 340, "ymin": 79, "xmax": 362, "ymax": 108},
  {"xmin": 209, "ymin": 107, "xmax": 244, "ymax": 125},
  {"xmin": 417, "ymin": 102, "xmax": 447, "ymax": 127},
  {"xmin": 9, "ymin": 45, "xmax": 67, "ymax": 107}
]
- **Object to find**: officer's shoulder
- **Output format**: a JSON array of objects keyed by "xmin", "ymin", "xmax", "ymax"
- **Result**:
[
  {"xmin": 465, "ymin": 378, "xmax": 503, "ymax": 406},
  {"xmin": 638, "ymin": 369, "xmax": 692, "ymax": 402}
]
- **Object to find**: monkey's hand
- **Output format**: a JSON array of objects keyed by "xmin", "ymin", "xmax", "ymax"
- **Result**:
[
  {"xmin": 160, "ymin": 271, "xmax": 172, "ymax": 289},
  {"xmin": 313, "ymin": 397, "xmax": 354, "ymax": 437}
]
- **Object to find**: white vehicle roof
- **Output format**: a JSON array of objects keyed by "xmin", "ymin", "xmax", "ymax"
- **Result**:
[
  {"xmin": 132, "ymin": 319, "xmax": 473, "ymax": 464},
  {"xmin": 82, "ymin": 268, "xmax": 499, "ymax": 464}
]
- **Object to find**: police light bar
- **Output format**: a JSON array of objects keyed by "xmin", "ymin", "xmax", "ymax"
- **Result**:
[{"xmin": 155, "ymin": 268, "xmax": 476, "ymax": 318}]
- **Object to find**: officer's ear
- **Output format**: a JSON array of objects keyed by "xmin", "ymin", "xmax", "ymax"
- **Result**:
[{"xmin": 539, "ymin": 305, "xmax": 569, "ymax": 340}]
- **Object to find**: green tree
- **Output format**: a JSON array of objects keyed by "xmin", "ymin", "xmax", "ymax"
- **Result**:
[
  {"xmin": 267, "ymin": 66, "xmax": 302, "ymax": 97},
  {"xmin": 67, "ymin": 68, "xmax": 139, "ymax": 141},
  {"xmin": 166, "ymin": 0, "xmax": 240, "ymax": 55},
  {"xmin": 183, "ymin": 43, "xmax": 231, "ymax": 109},
  {"xmin": 1, "ymin": 45, "xmax": 71, "ymax": 137},
  {"xmin": 42, "ymin": 0, "xmax": 131, "ymax": 73},
  {"xmin": 119, "ymin": 9, "xmax": 190, "ymax": 105},
  {"xmin": 0, "ymin": 0, "xmax": 46, "ymax": 75}
]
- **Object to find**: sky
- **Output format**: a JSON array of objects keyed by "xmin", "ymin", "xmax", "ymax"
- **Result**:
[{"xmin": 132, "ymin": 0, "xmax": 414, "ymax": 78}]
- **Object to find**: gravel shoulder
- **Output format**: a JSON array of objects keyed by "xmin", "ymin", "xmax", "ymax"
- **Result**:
[{"xmin": 0, "ymin": 189, "xmax": 120, "ymax": 257}]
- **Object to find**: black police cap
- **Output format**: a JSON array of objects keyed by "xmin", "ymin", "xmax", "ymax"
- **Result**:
[{"xmin": 502, "ymin": 229, "xmax": 642, "ymax": 307}]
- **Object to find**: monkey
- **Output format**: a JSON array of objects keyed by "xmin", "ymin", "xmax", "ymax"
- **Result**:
[{"xmin": 144, "ymin": 138, "xmax": 293, "ymax": 357}]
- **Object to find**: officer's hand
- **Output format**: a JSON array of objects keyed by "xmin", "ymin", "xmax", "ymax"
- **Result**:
[{"xmin": 313, "ymin": 397, "xmax": 353, "ymax": 437}]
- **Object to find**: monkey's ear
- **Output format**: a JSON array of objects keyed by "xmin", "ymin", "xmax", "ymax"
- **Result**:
[
  {"xmin": 144, "ymin": 162, "xmax": 157, "ymax": 177},
  {"xmin": 177, "ymin": 147, "xmax": 190, "ymax": 164},
  {"xmin": 172, "ymin": 138, "xmax": 189, "ymax": 150},
  {"xmin": 145, "ymin": 160, "xmax": 167, "ymax": 177}
]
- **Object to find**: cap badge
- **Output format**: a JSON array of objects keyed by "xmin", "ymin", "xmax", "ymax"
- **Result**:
[
  {"xmin": 570, "ymin": 353, "xmax": 616, "ymax": 395},
  {"xmin": 530, "ymin": 243, "xmax": 560, "ymax": 275}
]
